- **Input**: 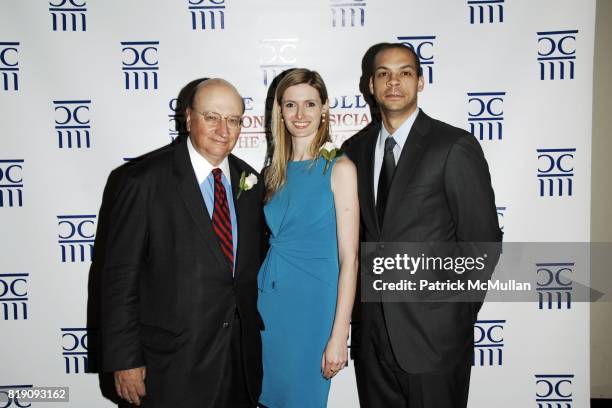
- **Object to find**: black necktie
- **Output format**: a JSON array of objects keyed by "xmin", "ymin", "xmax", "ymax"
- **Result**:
[{"xmin": 376, "ymin": 136, "xmax": 397, "ymax": 226}]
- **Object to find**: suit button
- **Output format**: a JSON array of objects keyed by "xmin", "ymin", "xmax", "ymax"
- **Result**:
[
  {"xmin": 222, "ymin": 322, "xmax": 230, "ymax": 328},
  {"xmin": 378, "ymin": 244, "xmax": 385, "ymax": 250}
]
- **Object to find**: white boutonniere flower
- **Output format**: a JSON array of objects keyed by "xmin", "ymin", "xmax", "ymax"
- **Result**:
[
  {"xmin": 319, "ymin": 141, "xmax": 341, "ymax": 175},
  {"xmin": 238, "ymin": 171, "xmax": 258, "ymax": 199}
]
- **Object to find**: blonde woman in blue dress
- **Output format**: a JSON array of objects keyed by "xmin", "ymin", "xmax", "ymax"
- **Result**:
[{"xmin": 257, "ymin": 68, "xmax": 359, "ymax": 408}]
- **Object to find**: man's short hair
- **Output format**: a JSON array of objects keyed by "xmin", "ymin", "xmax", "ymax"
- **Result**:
[{"xmin": 371, "ymin": 43, "xmax": 423, "ymax": 78}]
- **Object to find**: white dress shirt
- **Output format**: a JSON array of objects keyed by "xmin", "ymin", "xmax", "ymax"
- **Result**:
[
  {"xmin": 187, "ymin": 136, "xmax": 232, "ymax": 188},
  {"xmin": 373, "ymin": 107, "xmax": 420, "ymax": 203}
]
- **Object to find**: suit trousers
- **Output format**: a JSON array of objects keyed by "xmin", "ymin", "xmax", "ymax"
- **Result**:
[
  {"xmin": 354, "ymin": 302, "xmax": 471, "ymax": 408},
  {"xmin": 217, "ymin": 310, "xmax": 255, "ymax": 408}
]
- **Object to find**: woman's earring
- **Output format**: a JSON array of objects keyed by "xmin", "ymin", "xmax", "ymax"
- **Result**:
[{"xmin": 321, "ymin": 113, "xmax": 326, "ymax": 123}]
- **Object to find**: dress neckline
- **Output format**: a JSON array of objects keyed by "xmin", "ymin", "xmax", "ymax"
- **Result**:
[{"xmin": 288, "ymin": 158, "xmax": 315, "ymax": 164}]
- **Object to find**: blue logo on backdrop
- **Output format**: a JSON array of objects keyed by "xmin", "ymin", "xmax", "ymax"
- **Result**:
[
  {"xmin": 473, "ymin": 319, "xmax": 505, "ymax": 366},
  {"xmin": 329, "ymin": 94, "xmax": 371, "ymax": 145},
  {"xmin": 243, "ymin": 97, "xmax": 254, "ymax": 111},
  {"xmin": 468, "ymin": 92, "xmax": 505, "ymax": 141},
  {"xmin": 537, "ymin": 148, "xmax": 575, "ymax": 197},
  {"xmin": 0, "ymin": 42, "xmax": 19, "ymax": 91},
  {"xmin": 468, "ymin": 0, "xmax": 504, "ymax": 24},
  {"xmin": 169, "ymin": 98, "xmax": 182, "ymax": 141},
  {"xmin": 535, "ymin": 374, "xmax": 574, "ymax": 407},
  {"xmin": 49, "ymin": 0, "xmax": 87, "ymax": 31},
  {"xmin": 0, "ymin": 384, "xmax": 34, "ymax": 407},
  {"xmin": 330, "ymin": 0, "xmax": 365, "ymax": 27},
  {"xmin": 238, "ymin": 97, "xmax": 265, "ymax": 149},
  {"xmin": 496, "ymin": 206, "xmax": 506, "ymax": 231},
  {"xmin": 121, "ymin": 41, "xmax": 159, "ymax": 90},
  {"xmin": 536, "ymin": 262, "xmax": 573, "ymax": 310},
  {"xmin": 538, "ymin": 30, "xmax": 578, "ymax": 80},
  {"xmin": 260, "ymin": 39, "xmax": 297, "ymax": 86},
  {"xmin": 329, "ymin": 95, "xmax": 367, "ymax": 110},
  {"xmin": 61, "ymin": 328, "xmax": 88, "ymax": 373},
  {"xmin": 188, "ymin": 0, "xmax": 225, "ymax": 30},
  {"xmin": 0, "ymin": 160, "xmax": 24, "ymax": 208},
  {"xmin": 0, "ymin": 273, "xmax": 28, "ymax": 320},
  {"xmin": 57, "ymin": 215, "xmax": 96, "ymax": 263},
  {"xmin": 397, "ymin": 36, "xmax": 435, "ymax": 84},
  {"xmin": 53, "ymin": 100, "xmax": 91, "ymax": 148}
]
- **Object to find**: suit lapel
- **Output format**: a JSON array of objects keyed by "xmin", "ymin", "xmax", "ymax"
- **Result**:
[
  {"xmin": 229, "ymin": 155, "xmax": 241, "ymax": 200},
  {"xmin": 381, "ymin": 110, "xmax": 431, "ymax": 232},
  {"xmin": 359, "ymin": 124, "xmax": 381, "ymax": 237},
  {"xmin": 173, "ymin": 139, "xmax": 231, "ymax": 274},
  {"xmin": 228, "ymin": 155, "xmax": 244, "ymax": 279}
]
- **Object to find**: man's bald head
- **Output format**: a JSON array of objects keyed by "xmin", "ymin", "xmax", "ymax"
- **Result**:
[{"xmin": 189, "ymin": 78, "xmax": 245, "ymax": 113}]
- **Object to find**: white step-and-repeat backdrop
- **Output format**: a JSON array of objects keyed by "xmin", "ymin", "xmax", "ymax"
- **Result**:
[{"xmin": 1, "ymin": 1, "xmax": 594, "ymax": 407}]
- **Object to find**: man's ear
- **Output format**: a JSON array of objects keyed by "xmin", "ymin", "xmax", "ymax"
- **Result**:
[
  {"xmin": 185, "ymin": 107, "xmax": 192, "ymax": 132},
  {"xmin": 417, "ymin": 75, "xmax": 424, "ymax": 93},
  {"xmin": 369, "ymin": 77, "xmax": 374, "ymax": 95}
]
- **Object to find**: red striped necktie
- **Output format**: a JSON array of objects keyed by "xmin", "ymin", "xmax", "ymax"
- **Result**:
[{"xmin": 211, "ymin": 168, "xmax": 233, "ymax": 272}]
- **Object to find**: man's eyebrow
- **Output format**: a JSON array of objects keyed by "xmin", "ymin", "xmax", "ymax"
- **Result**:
[{"xmin": 375, "ymin": 64, "xmax": 416, "ymax": 71}]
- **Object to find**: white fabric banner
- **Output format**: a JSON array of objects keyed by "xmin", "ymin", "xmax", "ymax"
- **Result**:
[{"xmin": 0, "ymin": 1, "xmax": 594, "ymax": 407}]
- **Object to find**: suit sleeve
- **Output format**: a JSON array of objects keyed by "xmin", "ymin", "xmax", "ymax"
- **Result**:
[
  {"xmin": 341, "ymin": 139, "xmax": 355, "ymax": 162},
  {"xmin": 101, "ymin": 172, "xmax": 148, "ymax": 372},
  {"xmin": 444, "ymin": 134, "xmax": 503, "ymax": 311},
  {"xmin": 444, "ymin": 134, "xmax": 502, "ymax": 243}
]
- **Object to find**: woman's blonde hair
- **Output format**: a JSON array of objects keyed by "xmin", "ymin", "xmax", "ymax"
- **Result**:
[{"xmin": 264, "ymin": 68, "xmax": 331, "ymax": 201}]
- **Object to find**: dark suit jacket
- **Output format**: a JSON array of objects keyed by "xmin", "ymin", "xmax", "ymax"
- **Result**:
[
  {"xmin": 101, "ymin": 136, "xmax": 265, "ymax": 407},
  {"xmin": 343, "ymin": 110, "xmax": 502, "ymax": 374}
]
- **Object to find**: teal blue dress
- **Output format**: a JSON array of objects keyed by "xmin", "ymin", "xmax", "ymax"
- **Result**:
[{"xmin": 258, "ymin": 158, "xmax": 339, "ymax": 408}]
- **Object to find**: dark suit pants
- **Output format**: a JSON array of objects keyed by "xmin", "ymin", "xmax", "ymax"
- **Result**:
[
  {"xmin": 354, "ymin": 303, "xmax": 471, "ymax": 408},
  {"xmin": 217, "ymin": 311, "xmax": 255, "ymax": 408}
]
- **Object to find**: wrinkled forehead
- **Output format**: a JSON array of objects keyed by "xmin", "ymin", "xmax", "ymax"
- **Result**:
[{"xmin": 194, "ymin": 83, "xmax": 244, "ymax": 114}]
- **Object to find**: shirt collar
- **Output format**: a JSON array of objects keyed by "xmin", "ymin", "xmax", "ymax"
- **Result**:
[
  {"xmin": 187, "ymin": 136, "xmax": 232, "ymax": 185},
  {"xmin": 378, "ymin": 107, "xmax": 420, "ymax": 151}
]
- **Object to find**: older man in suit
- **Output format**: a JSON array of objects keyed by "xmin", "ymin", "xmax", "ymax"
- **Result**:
[
  {"xmin": 101, "ymin": 78, "xmax": 264, "ymax": 408},
  {"xmin": 343, "ymin": 44, "xmax": 502, "ymax": 408}
]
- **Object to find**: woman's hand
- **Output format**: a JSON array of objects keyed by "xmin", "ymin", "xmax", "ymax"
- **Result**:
[{"xmin": 321, "ymin": 335, "xmax": 348, "ymax": 379}]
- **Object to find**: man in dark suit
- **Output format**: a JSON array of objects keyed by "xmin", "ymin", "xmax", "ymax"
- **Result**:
[
  {"xmin": 101, "ymin": 78, "xmax": 265, "ymax": 408},
  {"xmin": 343, "ymin": 44, "xmax": 502, "ymax": 407}
]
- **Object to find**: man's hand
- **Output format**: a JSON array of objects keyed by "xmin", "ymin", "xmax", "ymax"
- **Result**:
[{"xmin": 114, "ymin": 367, "xmax": 146, "ymax": 406}]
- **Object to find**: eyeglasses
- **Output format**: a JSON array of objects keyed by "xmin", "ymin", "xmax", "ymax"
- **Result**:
[{"xmin": 194, "ymin": 110, "xmax": 243, "ymax": 129}]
